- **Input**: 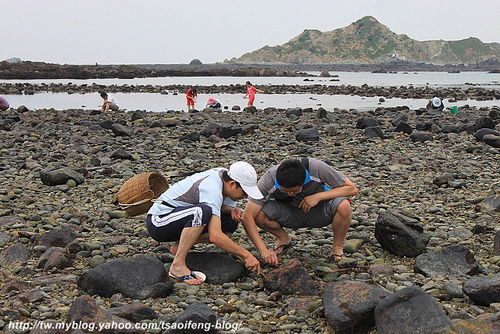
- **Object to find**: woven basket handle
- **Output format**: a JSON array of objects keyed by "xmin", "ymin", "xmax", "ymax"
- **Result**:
[{"xmin": 118, "ymin": 198, "xmax": 164, "ymax": 209}]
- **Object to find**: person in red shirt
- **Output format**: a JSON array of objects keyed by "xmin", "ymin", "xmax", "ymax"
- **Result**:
[
  {"xmin": 186, "ymin": 87, "xmax": 198, "ymax": 110},
  {"xmin": 244, "ymin": 81, "xmax": 265, "ymax": 107}
]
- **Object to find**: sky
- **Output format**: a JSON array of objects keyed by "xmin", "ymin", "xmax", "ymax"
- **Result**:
[{"xmin": 1, "ymin": 0, "xmax": 499, "ymax": 65}]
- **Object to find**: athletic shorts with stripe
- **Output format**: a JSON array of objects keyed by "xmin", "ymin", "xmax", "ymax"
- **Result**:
[{"xmin": 145, "ymin": 203, "xmax": 237, "ymax": 242}]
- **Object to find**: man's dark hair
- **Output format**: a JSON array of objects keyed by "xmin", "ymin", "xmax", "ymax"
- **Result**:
[
  {"xmin": 276, "ymin": 159, "xmax": 306, "ymax": 188},
  {"xmin": 100, "ymin": 91, "xmax": 108, "ymax": 98},
  {"xmin": 222, "ymin": 170, "xmax": 241, "ymax": 188}
]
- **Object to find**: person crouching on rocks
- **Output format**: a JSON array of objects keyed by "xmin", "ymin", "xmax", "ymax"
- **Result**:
[
  {"xmin": 426, "ymin": 97, "xmax": 445, "ymax": 111},
  {"xmin": 100, "ymin": 91, "xmax": 119, "ymax": 112},
  {"xmin": 205, "ymin": 97, "xmax": 221, "ymax": 110},
  {"xmin": 244, "ymin": 81, "xmax": 265, "ymax": 107},
  {"xmin": 146, "ymin": 161, "xmax": 264, "ymax": 285},
  {"xmin": 243, "ymin": 158, "xmax": 357, "ymax": 265}
]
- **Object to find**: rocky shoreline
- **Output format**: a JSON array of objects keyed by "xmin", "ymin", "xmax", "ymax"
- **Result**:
[
  {"xmin": 0, "ymin": 102, "xmax": 499, "ymax": 333},
  {"xmin": 1, "ymin": 82, "xmax": 499, "ymax": 102}
]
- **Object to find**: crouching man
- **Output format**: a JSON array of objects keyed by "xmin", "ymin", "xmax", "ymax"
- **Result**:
[
  {"xmin": 146, "ymin": 161, "xmax": 264, "ymax": 285},
  {"xmin": 243, "ymin": 158, "xmax": 357, "ymax": 265}
]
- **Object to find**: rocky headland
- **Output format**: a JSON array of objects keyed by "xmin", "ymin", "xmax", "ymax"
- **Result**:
[{"xmin": 0, "ymin": 102, "xmax": 499, "ymax": 333}]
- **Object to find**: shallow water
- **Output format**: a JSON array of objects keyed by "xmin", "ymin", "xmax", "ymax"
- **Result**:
[
  {"xmin": 3, "ymin": 92, "xmax": 498, "ymax": 112},
  {"xmin": 1, "ymin": 71, "xmax": 499, "ymax": 88}
]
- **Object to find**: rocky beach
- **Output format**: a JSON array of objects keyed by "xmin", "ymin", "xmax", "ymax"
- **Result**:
[{"xmin": 0, "ymin": 97, "xmax": 499, "ymax": 333}]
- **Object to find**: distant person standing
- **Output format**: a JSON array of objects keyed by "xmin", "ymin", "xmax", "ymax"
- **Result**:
[
  {"xmin": 100, "ymin": 92, "xmax": 119, "ymax": 112},
  {"xmin": 426, "ymin": 97, "xmax": 445, "ymax": 111},
  {"xmin": 0, "ymin": 96, "xmax": 9, "ymax": 111},
  {"xmin": 244, "ymin": 81, "xmax": 265, "ymax": 107},
  {"xmin": 186, "ymin": 87, "xmax": 198, "ymax": 110}
]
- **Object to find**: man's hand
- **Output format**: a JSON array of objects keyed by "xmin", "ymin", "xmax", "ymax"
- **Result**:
[
  {"xmin": 244, "ymin": 253, "xmax": 261, "ymax": 275},
  {"xmin": 260, "ymin": 248, "xmax": 279, "ymax": 266},
  {"xmin": 299, "ymin": 194, "xmax": 321, "ymax": 213},
  {"xmin": 231, "ymin": 208, "xmax": 244, "ymax": 223}
]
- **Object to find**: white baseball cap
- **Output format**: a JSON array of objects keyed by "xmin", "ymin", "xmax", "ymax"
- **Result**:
[
  {"xmin": 227, "ymin": 161, "xmax": 263, "ymax": 199},
  {"xmin": 432, "ymin": 97, "xmax": 442, "ymax": 107}
]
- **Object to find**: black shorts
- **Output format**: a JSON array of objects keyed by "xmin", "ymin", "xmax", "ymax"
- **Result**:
[{"xmin": 145, "ymin": 203, "xmax": 237, "ymax": 242}]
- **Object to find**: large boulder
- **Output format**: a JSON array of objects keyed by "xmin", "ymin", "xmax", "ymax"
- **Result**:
[
  {"xmin": 414, "ymin": 245, "xmax": 480, "ymax": 278},
  {"xmin": 364, "ymin": 126, "xmax": 384, "ymax": 138},
  {"xmin": 395, "ymin": 121, "xmax": 413, "ymax": 134},
  {"xmin": 356, "ymin": 117, "xmax": 378, "ymax": 129},
  {"xmin": 40, "ymin": 166, "xmax": 85, "ymax": 186},
  {"xmin": 374, "ymin": 286, "xmax": 451, "ymax": 334},
  {"xmin": 200, "ymin": 123, "xmax": 242, "ymax": 139},
  {"xmin": 482, "ymin": 134, "xmax": 500, "ymax": 148},
  {"xmin": 474, "ymin": 116, "xmax": 495, "ymax": 130},
  {"xmin": 111, "ymin": 123, "xmax": 133, "ymax": 136},
  {"xmin": 323, "ymin": 280, "xmax": 390, "ymax": 334},
  {"xmin": 473, "ymin": 128, "xmax": 500, "ymax": 141},
  {"xmin": 462, "ymin": 274, "xmax": 500, "ymax": 306},
  {"xmin": 263, "ymin": 258, "xmax": 321, "ymax": 295},
  {"xmin": 286, "ymin": 107, "xmax": 303, "ymax": 118},
  {"xmin": 0, "ymin": 243, "xmax": 30, "ymax": 267},
  {"xmin": 37, "ymin": 247, "xmax": 73, "ymax": 271},
  {"xmin": 167, "ymin": 303, "xmax": 216, "ymax": 334},
  {"xmin": 295, "ymin": 127, "xmax": 319, "ymax": 142},
  {"xmin": 184, "ymin": 252, "xmax": 246, "ymax": 284},
  {"xmin": 410, "ymin": 132, "xmax": 433, "ymax": 143},
  {"xmin": 375, "ymin": 210, "xmax": 429, "ymax": 257},
  {"xmin": 78, "ymin": 256, "xmax": 173, "ymax": 299},
  {"xmin": 39, "ymin": 226, "xmax": 78, "ymax": 248}
]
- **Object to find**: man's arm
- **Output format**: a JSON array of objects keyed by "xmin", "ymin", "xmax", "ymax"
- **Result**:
[
  {"xmin": 221, "ymin": 205, "xmax": 243, "ymax": 223},
  {"xmin": 242, "ymin": 201, "xmax": 279, "ymax": 265},
  {"xmin": 208, "ymin": 214, "xmax": 261, "ymax": 274},
  {"xmin": 299, "ymin": 178, "xmax": 357, "ymax": 213}
]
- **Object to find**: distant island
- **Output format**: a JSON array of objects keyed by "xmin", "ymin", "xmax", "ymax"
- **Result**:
[{"xmin": 227, "ymin": 16, "xmax": 500, "ymax": 65}]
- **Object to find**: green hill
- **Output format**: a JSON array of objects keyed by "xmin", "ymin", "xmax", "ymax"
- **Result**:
[{"xmin": 228, "ymin": 16, "xmax": 500, "ymax": 65}]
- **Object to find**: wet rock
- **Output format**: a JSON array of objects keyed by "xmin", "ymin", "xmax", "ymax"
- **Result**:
[
  {"xmin": 168, "ymin": 302, "xmax": 216, "ymax": 334},
  {"xmin": 39, "ymin": 226, "xmax": 78, "ymax": 248},
  {"xmin": 356, "ymin": 117, "xmax": 378, "ymax": 129},
  {"xmin": 232, "ymin": 105, "xmax": 241, "ymax": 111},
  {"xmin": 17, "ymin": 105, "xmax": 29, "ymax": 113},
  {"xmin": 391, "ymin": 113, "xmax": 408, "ymax": 126},
  {"xmin": 0, "ymin": 243, "xmax": 30, "ymax": 267},
  {"xmin": 40, "ymin": 166, "xmax": 85, "ymax": 186},
  {"xmin": 395, "ymin": 121, "xmax": 412, "ymax": 134},
  {"xmin": 263, "ymin": 258, "xmax": 321, "ymax": 296},
  {"xmin": 180, "ymin": 132, "xmax": 200, "ymax": 142},
  {"xmin": 78, "ymin": 256, "xmax": 173, "ymax": 299},
  {"xmin": 37, "ymin": 247, "xmax": 73, "ymax": 271},
  {"xmin": 374, "ymin": 286, "xmax": 451, "ymax": 334},
  {"xmin": 317, "ymin": 107, "xmax": 328, "ymax": 119},
  {"xmin": 323, "ymin": 280, "xmax": 390, "ymax": 334},
  {"xmin": 474, "ymin": 116, "xmax": 495, "ymax": 130},
  {"xmin": 110, "ymin": 148, "xmax": 133, "ymax": 160},
  {"xmin": 473, "ymin": 128, "xmax": 500, "ymax": 141},
  {"xmin": 200, "ymin": 123, "xmax": 242, "ymax": 139},
  {"xmin": 482, "ymin": 134, "xmax": 500, "ymax": 148},
  {"xmin": 295, "ymin": 127, "xmax": 319, "ymax": 142},
  {"xmin": 67, "ymin": 296, "xmax": 143, "ymax": 334},
  {"xmin": 375, "ymin": 210, "xmax": 429, "ymax": 257},
  {"xmin": 111, "ymin": 123, "xmax": 133, "ymax": 137},
  {"xmin": 410, "ymin": 132, "xmax": 433, "ymax": 143},
  {"xmin": 364, "ymin": 126, "xmax": 384, "ymax": 138},
  {"xmin": 130, "ymin": 110, "xmax": 147, "ymax": 121},
  {"xmin": 462, "ymin": 274, "xmax": 500, "ymax": 306},
  {"xmin": 441, "ymin": 125, "xmax": 461, "ymax": 133},
  {"xmin": 108, "ymin": 302, "xmax": 158, "ymax": 322},
  {"xmin": 414, "ymin": 245, "xmax": 480, "ymax": 278},
  {"xmin": 184, "ymin": 252, "xmax": 246, "ymax": 284},
  {"xmin": 416, "ymin": 121, "xmax": 433, "ymax": 131}
]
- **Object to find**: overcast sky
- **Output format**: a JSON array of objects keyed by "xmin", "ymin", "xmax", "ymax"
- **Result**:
[{"xmin": 1, "ymin": 0, "xmax": 498, "ymax": 65}]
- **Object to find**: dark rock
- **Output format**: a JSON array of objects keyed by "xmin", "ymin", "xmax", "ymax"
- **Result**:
[
  {"xmin": 482, "ymin": 134, "xmax": 500, "ymax": 148},
  {"xmin": 78, "ymin": 256, "xmax": 173, "ymax": 299},
  {"xmin": 356, "ymin": 117, "xmax": 378, "ymax": 129},
  {"xmin": 319, "ymin": 71, "xmax": 331, "ymax": 77},
  {"xmin": 481, "ymin": 196, "xmax": 500, "ymax": 212},
  {"xmin": 130, "ymin": 110, "xmax": 147, "ymax": 121},
  {"xmin": 40, "ymin": 166, "xmax": 85, "ymax": 186},
  {"xmin": 37, "ymin": 247, "xmax": 73, "ymax": 271},
  {"xmin": 286, "ymin": 107, "xmax": 303, "ymax": 118},
  {"xmin": 462, "ymin": 274, "xmax": 500, "ymax": 306},
  {"xmin": 391, "ymin": 113, "xmax": 408, "ymax": 126},
  {"xmin": 231, "ymin": 105, "xmax": 241, "ymax": 111},
  {"xmin": 489, "ymin": 110, "xmax": 500, "ymax": 120},
  {"xmin": 295, "ymin": 127, "xmax": 319, "ymax": 142},
  {"xmin": 0, "ymin": 216, "xmax": 24, "ymax": 228},
  {"xmin": 323, "ymin": 280, "xmax": 390, "ymax": 334},
  {"xmin": 180, "ymin": 132, "xmax": 200, "ymax": 142},
  {"xmin": 364, "ymin": 126, "xmax": 384, "ymax": 138},
  {"xmin": 440, "ymin": 125, "xmax": 460, "ymax": 133},
  {"xmin": 17, "ymin": 105, "xmax": 29, "ymax": 113},
  {"xmin": 410, "ymin": 132, "xmax": 433, "ymax": 143},
  {"xmin": 379, "ymin": 97, "xmax": 385, "ymax": 103},
  {"xmin": 39, "ymin": 227, "xmax": 77, "ymax": 248},
  {"xmin": 414, "ymin": 245, "xmax": 480, "ymax": 278},
  {"xmin": 474, "ymin": 128, "xmax": 500, "ymax": 141},
  {"xmin": 243, "ymin": 106, "xmax": 257, "ymax": 112},
  {"xmin": 495, "ymin": 231, "xmax": 500, "ymax": 255},
  {"xmin": 98, "ymin": 120, "xmax": 114, "ymax": 129},
  {"xmin": 375, "ymin": 210, "xmax": 429, "ymax": 257},
  {"xmin": 433, "ymin": 174, "xmax": 455, "ymax": 186},
  {"xmin": 184, "ymin": 252, "xmax": 246, "ymax": 284},
  {"xmin": 0, "ymin": 243, "xmax": 30, "ymax": 267},
  {"xmin": 317, "ymin": 107, "xmax": 328, "ymax": 119},
  {"xmin": 150, "ymin": 119, "xmax": 178, "ymax": 128},
  {"xmin": 17, "ymin": 288, "xmax": 50, "ymax": 303},
  {"xmin": 416, "ymin": 122, "xmax": 433, "ymax": 131},
  {"xmin": 200, "ymin": 123, "xmax": 242, "ymax": 139},
  {"xmin": 110, "ymin": 149, "xmax": 133, "ymax": 160},
  {"xmin": 395, "ymin": 121, "xmax": 412, "ymax": 134},
  {"xmin": 111, "ymin": 123, "xmax": 133, "ymax": 137},
  {"xmin": 474, "ymin": 116, "xmax": 495, "ymax": 130},
  {"xmin": 263, "ymin": 258, "xmax": 321, "ymax": 295},
  {"xmin": 168, "ymin": 303, "xmax": 216, "ymax": 334},
  {"xmin": 108, "ymin": 302, "xmax": 158, "ymax": 322},
  {"xmin": 374, "ymin": 286, "xmax": 451, "ymax": 334},
  {"xmin": 67, "ymin": 296, "xmax": 143, "ymax": 334}
]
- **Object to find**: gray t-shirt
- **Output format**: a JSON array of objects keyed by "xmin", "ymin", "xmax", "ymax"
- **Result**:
[{"xmin": 250, "ymin": 158, "xmax": 346, "ymax": 208}]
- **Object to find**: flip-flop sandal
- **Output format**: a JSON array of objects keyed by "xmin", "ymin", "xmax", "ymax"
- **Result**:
[
  {"xmin": 274, "ymin": 240, "xmax": 297, "ymax": 255},
  {"xmin": 168, "ymin": 271, "xmax": 206, "ymax": 284},
  {"xmin": 330, "ymin": 253, "xmax": 345, "ymax": 262}
]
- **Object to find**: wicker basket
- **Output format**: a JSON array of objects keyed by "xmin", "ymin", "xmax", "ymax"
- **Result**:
[{"xmin": 116, "ymin": 172, "xmax": 169, "ymax": 217}]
